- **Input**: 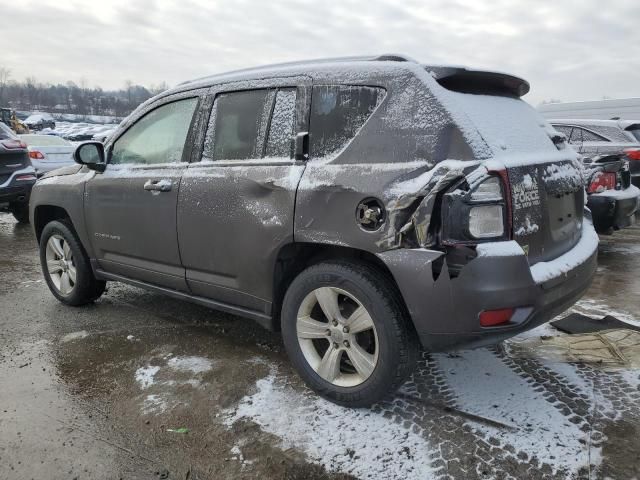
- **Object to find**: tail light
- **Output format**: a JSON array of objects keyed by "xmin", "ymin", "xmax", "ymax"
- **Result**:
[
  {"xmin": 440, "ymin": 173, "xmax": 511, "ymax": 244},
  {"xmin": 29, "ymin": 150, "xmax": 45, "ymax": 160},
  {"xmin": 15, "ymin": 174, "xmax": 37, "ymax": 181},
  {"xmin": 0, "ymin": 139, "xmax": 27, "ymax": 149},
  {"xmin": 624, "ymin": 148, "xmax": 640, "ymax": 161},
  {"xmin": 587, "ymin": 171, "xmax": 616, "ymax": 193}
]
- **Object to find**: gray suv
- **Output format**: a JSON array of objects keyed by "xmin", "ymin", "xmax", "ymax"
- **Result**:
[{"xmin": 30, "ymin": 55, "xmax": 598, "ymax": 406}]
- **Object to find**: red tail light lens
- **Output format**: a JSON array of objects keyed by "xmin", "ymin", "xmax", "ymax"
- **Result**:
[
  {"xmin": 625, "ymin": 148, "xmax": 640, "ymax": 161},
  {"xmin": 29, "ymin": 150, "xmax": 44, "ymax": 160},
  {"xmin": 0, "ymin": 139, "xmax": 27, "ymax": 149},
  {"xmin": 15, "ymin": 174, "xmax": 37, "ymax": 181},
  {"xmin": 588, "ymin": 172, "xmax": 616, "ymax": 193},
  {"xmin": 479, "ymin": 308, "xmax": 514, "ymax": 327}
]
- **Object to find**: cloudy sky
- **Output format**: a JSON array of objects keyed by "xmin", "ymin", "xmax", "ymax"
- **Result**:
[{"xmin": 1, "ymin": 0, "xmax": 638, "ymax": 105}]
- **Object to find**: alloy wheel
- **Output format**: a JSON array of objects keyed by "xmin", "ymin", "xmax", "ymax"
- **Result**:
[
  {"xmin": 45, "ymin": 234, "xmax": 76, "ymax": 295},
  {"xmin": 296, "ymin": 287, "xmax": 379, "ymax": 387}
]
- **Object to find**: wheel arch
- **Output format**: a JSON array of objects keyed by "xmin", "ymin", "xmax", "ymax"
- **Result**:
[
  {"xmin": 271, "ymin": 242, "xmax": 409, "ymax": 330},
  {"xmin": 33, "ymin": 205, "xmax": 72, "ymax": 243}
]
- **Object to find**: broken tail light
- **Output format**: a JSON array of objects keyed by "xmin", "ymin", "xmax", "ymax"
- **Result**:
[
  {"xmin": 587, "ymin": 171, "xmax": 616, "ymax": 193},
  {"xmin": 440, "ymin": 173, "xmax": 510, "ymax": 244}
]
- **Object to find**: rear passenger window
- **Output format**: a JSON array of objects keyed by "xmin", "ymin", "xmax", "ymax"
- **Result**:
[
  {"xmin": 309, "ymin": 85, "xmax": 384, "ymax": 158},
  {"xmin": 205, "ymin": 89, "xmax": 272, "ymax": 161},
  {"xmin": 265, "ymin": 88, "xmax": 296, "ymax": 158},
  {"xmin": 552, "ymin": 125, "xmax": 573, "ymax": 139}
]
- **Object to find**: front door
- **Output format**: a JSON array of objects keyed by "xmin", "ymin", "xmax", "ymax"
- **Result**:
[
  {"xmin": 177, "ymin": 79, "xmax": 310, "ymax": 315},
  {"xmin": 85, "ymin": 95, "xmax": 200, "ymax": 291}
]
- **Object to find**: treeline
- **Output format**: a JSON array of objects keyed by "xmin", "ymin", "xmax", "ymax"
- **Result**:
[{"xmin": 0, "ymin": 67, "xmax": 167, "ymax": 117}]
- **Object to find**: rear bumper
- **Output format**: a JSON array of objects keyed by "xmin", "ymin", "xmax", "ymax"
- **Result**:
[
  {"xmin": 587, "ymin": 188, "xmax": 639, "ymax": 233},
  {"xmin": 377, "ymin": 221, "xmax": 599, "ymax": 352},
  {"xmin": 0, "ymin": 167, "xmax": 36, "ymax": 206}
]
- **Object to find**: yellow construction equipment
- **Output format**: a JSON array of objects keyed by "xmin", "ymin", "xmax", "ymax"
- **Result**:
[{"xmin": 0, "ymin": 108, "xmax": 29, "ymax": 134}]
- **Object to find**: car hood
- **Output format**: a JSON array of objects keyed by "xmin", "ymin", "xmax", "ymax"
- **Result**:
[{"xmin": 39, "ymin": 164, "xmax": 83, "ymax": 180}]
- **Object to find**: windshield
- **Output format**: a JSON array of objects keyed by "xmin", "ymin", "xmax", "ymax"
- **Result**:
[{"xmin": 19, "ymin": 134, "xmax": 70, "ymax": 147}]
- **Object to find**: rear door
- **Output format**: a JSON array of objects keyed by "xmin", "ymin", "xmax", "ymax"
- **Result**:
[
  {"xmin": 85, "ymin": 93, "xmax": 202, "ymax": 291},
  {"xmin": 177, "ymin": 78, "xmax": 310, "ymax": 315}
]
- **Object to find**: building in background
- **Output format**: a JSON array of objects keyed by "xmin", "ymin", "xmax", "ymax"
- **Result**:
[{"xmin": 538, "ymin": 98, "xmax": 640, "ymax": 120}]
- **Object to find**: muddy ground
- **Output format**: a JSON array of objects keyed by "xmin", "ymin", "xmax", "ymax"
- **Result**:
[{"xmin": 1, "ymin": 213, "xmax": 639, "ymax": 480}]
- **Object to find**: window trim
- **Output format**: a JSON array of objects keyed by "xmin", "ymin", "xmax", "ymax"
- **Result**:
[{"xmin": 106, "ymin": 93, "xmax": 203, "ymax": 167}]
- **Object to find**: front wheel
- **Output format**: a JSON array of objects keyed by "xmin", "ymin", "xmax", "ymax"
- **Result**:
[
  {"xmin": 281, "ymin": 261, "xmax": 418, "ymax": 407},
  {"xmin": 39, "ymin": 220, "xmax": 106, "ymax": 306}
]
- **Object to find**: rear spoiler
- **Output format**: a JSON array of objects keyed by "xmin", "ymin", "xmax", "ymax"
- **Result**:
[{"xmin": 425, "ymin": 66, "xmax": 530, "ymax": 98}]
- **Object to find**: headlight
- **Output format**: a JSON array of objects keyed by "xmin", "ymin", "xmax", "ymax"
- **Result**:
[{"xmin": 469, "ymin": 205, "xmax": 504, "ymax": 238}]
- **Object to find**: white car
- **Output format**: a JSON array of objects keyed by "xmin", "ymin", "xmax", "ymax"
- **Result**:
[{"xmin": 18, "ymin": 134, "xmax": 75, "ymax": 176}]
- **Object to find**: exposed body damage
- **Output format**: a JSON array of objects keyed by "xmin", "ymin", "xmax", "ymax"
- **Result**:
[{"xmin": 31, "ymin": 54, "xmax": 598, "ymax": 360}]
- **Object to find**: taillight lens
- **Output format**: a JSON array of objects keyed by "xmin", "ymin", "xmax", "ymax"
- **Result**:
[
  {"xmin": 625, "ymin": 148, "xmax": 640, "ymax": 161},
  {"xmin": 588, "ymin": 171, "xmax": 616, "ymax": 193},
  {"xmin": 29, "ymin": 150, "xmax": 44, "ymax": 160},
  {"xmin": 469, "ymin": 205, "xmax": 504, "ymax": 238},
  {"xmin": 15, "ymin": 174, "xmax": 37, "ymax": 181},
  {"xmin": 0, "ymin": 139, "xmax": 27, "ymax": 149}
]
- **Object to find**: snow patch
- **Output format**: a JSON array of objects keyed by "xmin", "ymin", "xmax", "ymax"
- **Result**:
[
  {"xmin": 60, "ymin": 331, "xmax": 89, "ymax": 343},
  {"xmin": 436, "ymin": 349, "xmax": 600, "ymax": 474},
  {"xmin": 225, "ymin": 371, "xmax": 436, "ymax": 480},
  {"xmin": 135, "ymin": 365, "xmax": 160, "ymax": 389},
  {"xmin": 167, "ymin": 356, "xmax": 214, "ymax": 374},
  {"xmin": 476, "ymin": 240, "xmax": 524, "ymax": 257}
]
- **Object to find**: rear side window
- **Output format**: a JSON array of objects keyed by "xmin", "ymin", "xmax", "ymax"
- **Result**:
[
  {"xmin": 309, "ymin": 85, "xmax": 384, "ymax": 158},
  {"xmin": 111, "ymin": 98, "xmax": 198, "ymax": 165},
  {"xmin": 569, "ymin": 127, "xmax": 607, "ymax": 144},
  {"xmin": 204, "ymin": 88, "xmax": 297, "ymax": 161},
  {"xmin": 585, "ymin": 124, "xmax": 629, "ymax": 142},
  {"xmin": 205, "ymin": 89, "xmax": 271, "ymax": 161},
  {"xmin": 552, "ymin": 125, "xmax": 573, "ymax": 139}
]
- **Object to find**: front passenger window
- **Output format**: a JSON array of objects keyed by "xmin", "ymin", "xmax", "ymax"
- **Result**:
[{"xmin": 111, "ymin": 98, "xmax": 198, "ymax": 165}]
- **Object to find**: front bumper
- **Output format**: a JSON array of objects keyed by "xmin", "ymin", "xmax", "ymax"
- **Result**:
[
  {"xmin": 587, "ymin": 187, "xmax": 640, "ymax": 233},
  {"xmin": 377, "ymin": 221, "xmax": 599, "ymax": 352}
]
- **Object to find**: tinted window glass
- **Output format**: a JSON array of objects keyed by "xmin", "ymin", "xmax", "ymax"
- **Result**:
[
  {"xmin": 205, "ymin": 89, "xmax": 272, "ymax": 161},
  {"xmin": 309, "ymin": 85, "xmax": 384, "ymax": 158},
  {"xmin": 628, "ymin": 128, "xmax": 640, "ymax": 142},
  {"xmin": 569, "ymin": 127, "xmax": 583, "ymax": 144},
  {"xmin": 111, "ymin": 98, "xmax": 198, "ymax": 165},
  {"xmin": 265, "ymin": 88, "xmax": 296, "ymax": 158},
  {"xmin": 584, "ymin": 124, "xmax": 628, "ymax": 142},
  {"xmin": 580, "ymin": 128, "xmax": 608, "ymax": 142},
  {"xmin": 552, "ymin": 125, "xmax": 573, "ymax": 139}
]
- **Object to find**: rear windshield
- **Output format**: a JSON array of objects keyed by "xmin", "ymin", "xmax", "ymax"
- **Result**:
[
  {"xmin": 627, "ymin": 128, "xmax": 640, "ymax": 142},
  {"xmin": 0, "ymin": 122, "xmax": 17, "ymax": 140},
  {"xmin": 445, "ymin": 91, "xmax": 558, "ymax": 156},
  {"xmin": 19, "ymin": 135, "xmax": 70, "ymax": 147}
]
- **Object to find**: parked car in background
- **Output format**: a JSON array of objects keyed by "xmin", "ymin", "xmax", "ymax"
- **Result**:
[
  {"xmin": 92, "ymin": 127, "xmax": 116, "ymax": 143},
  {"xmin": 0, "ymin": 122, "xmax": 37, "ymax": 223},
  {"xmin": 619, "ymin": 120, "xmax": 640, "ymax": 143},
  {"xmin": 18, "ymin": 134, "xmax": 75, "ymax": 176},
  {"xmin": 24, "ymin": 113, "xmax": 56, "ymax": 131},
  {"xmin": 31, "ymin": 55, "xmax": 598, "ymax": 406},
  {"xmin": 550, "ymin": 120, "xmax": 640, "ymax": 233},
  {"xmin": 550, "ymin": 119, "xmax": 640, "ymax": 187}
]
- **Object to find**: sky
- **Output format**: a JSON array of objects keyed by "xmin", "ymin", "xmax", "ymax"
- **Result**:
[{"xmin": 1, "ymin": 0, "xmax": 638, "ymax": 105}]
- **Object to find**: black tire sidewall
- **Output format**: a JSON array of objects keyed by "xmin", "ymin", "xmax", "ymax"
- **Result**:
[
  {"xmin": 282, "ymin": 262, "xmax": 410, "ymax": 406},
  {"xmin": 39, "ymin": 220, "xmax": 102, "ymax": 306}
]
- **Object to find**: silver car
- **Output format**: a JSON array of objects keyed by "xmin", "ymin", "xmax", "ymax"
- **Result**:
[{"xmin": 19, "ymin": 134, "xmax": 75, "ymax": 176}]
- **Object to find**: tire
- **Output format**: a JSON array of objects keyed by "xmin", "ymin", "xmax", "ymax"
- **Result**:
[
  {"xmin": 281, "ymin": 261, "xmax": 419, "ymax": 407},
  {"xmin": 39, "ymin": 220, "xmax": 106, "ymax": 306},
  {"xmin": 10, "ymin": 203, "xmax": 30, "ymax": 224}
]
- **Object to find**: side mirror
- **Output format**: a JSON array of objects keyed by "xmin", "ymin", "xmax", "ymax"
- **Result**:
[
  {"xmin": 294, "ymin": 131, "xmax": 309, "ymax": 161},
  {"xmin": 74, "ymin": 141, "xmax": 106, "ymax": 172}
]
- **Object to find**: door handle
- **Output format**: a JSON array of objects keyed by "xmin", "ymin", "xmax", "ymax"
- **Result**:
[{"xmin": 143, "ymin": 179, "xmax": 172, "ymax": 192}]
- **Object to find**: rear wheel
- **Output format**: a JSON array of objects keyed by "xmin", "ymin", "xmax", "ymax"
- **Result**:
[
  {"xmin": 10, "ymin": 203, "xmax": 29, "ymax": 224},
  {"xmin": 281, "ymin": 261, "xmax": 418, "ymax": 407},
  {"xmin": 39, "ymin": 220, "xmax": 106, "ymax": 305}
]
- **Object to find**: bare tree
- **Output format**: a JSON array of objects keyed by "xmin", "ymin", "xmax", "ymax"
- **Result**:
[{"xmin": 0, "ymin": 66, "xmax": 10, "ymax": 105}]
